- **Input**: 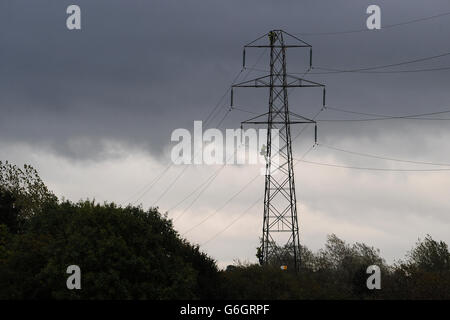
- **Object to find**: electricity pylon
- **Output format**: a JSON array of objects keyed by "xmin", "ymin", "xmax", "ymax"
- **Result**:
[{"xmin": 231, "ymin": 30, "xmax": 326, "ymax": 272}]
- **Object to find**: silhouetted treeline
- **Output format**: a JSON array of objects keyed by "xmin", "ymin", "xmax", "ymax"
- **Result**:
[
  {"xmin": 220, "ymin": 234, "xmax": 450, "ymax": 299},
  {"xmin": 0, "ymin": 161, "xmax": 449, "ymax": 299}
]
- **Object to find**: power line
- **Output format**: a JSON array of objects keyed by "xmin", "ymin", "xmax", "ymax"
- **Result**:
[
  {"xmin": 152, "ymin": 50, "xmax": 269, "ymax": 209},
  {"xmin": 199, "ymin": 136, "xmax": 450, "ymax": 246},
  {"xmin": 295, "ymin": 10, "xmax": 450, "ymax": 36},
  {"xmin": 178, "ymin": 74, "xmax": 319, "ymax": 236},
  {"xmin": 208, "ymin": 49, "xmax": 267, "ymax": 126},
  {"xmin": 147, "ymin": 109, "xmax": 235, "ymax": 207},
  {"xmin": 316, "ymin": 106, "xmax": 450, "ymax": 122},
  {"xmin": 201, "ymin": 139, "xmax": 450, "ymax": 245},
  {"xmin": 314, "ymin": 51, "xmax": 450, "ymax": 73},
  {"xmin": 216, "ymin": 107, "xmax": 233, "ymax": 128},
  {"xmin": 151, "ymin": 165, "xmax": 190, "ymax": 207},
  {"xmin": 167, "ymin": 170, "xmax": 220, "ymax": 212},
  {"xmin": 173, "ymin": 167, "xmax": 224, "ymax": 222},
  {"xmin": 231, "ymin": 106, "xmax": 259, "ymax": 115},
  {"xmin": 296, "ymin": 158, "xmax": 450, "ymax": 172},
  {"xmin": 247, "ymin": 50, "xmax": 450, "ymax": 75},
  {"xmin": 124, "ymin": 162, "xmax": 172, "ymax": 206},
  {"xmin": 247, "ymin": 65, "xmax": 450, "ymax": 75},
  {"xmin": 230, "ymin": 105, "xmax": 450, "ymax": 122},
  {"xmin": 309, "ymin": 65, "xmax": 450, "ymax": 74},
  {"xmin": 201, "ymin": 196, "xmax": 262, "ymax": 246},
  {"xmin": 317, "ymin": 117, "xmax": 450, "ymax": 122},
  {"xmin": 324, "ymin": 106, "xmax": 450, "ymax": 118},
  {"xmin": 180, "ymin": 139, "xmax": 272, "ymax": 236},
  {"xmin": 197, "ymin": 104, "xmax": 450, "ymax": 240},
  {"xmin": 129, "ymin": 61, "xmax": 259, "ymax": 206},
  {"xmin": 184, "ymin": 26, "xmax": 450, "ymax": 248},
  {"xmin": 128, "ymin": 53, "xmax": 269, "ymax": 212},
  {"xmin": 200, "ymin": 143, "xmax": 317, "ymax": 246},
  {"xmin": 182, "ymin": 173, "xmax": 262, "ymax": 236},
  {"xmin": 173, "ymin": 132, "xmax": 255, "ymax": 222},
  {"xmin": 204, "ymin": 69, "xmax": 246, "ymax": 125},
  {"xmin": 317, "ymin": 143, "xmax": 450, "ymax": 167},
  {"xmin": 124, "ymin": 68, "xmax": 246, "ymax": 206},
  {"xmin": 190, "ymin": 108, "xmax": 325, "ymax": 242},
  {"xmin": 130, "ymin": 33, "xmax": 450, "ymax": 206},
  {"xmin": 200, "ymin": 105, "xmax": 450, "ymax": 242}
]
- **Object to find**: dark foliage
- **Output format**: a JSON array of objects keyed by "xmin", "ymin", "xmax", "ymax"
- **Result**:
[
  {"xmin": 1, "ymin": 162, "xmax": 449, "ymax": 299},
  {"xmin": 221, "ymin": 234, "xmax": 450, "ymax": 300},
  {"xmin": 0, "ymin": 200, "xmax": 220, "ymax": 299}
]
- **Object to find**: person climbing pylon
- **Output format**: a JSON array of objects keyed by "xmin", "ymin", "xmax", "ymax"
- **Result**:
[{"xmin": 268, "ymin": 31, "xmax": 276, "ymax": 45}]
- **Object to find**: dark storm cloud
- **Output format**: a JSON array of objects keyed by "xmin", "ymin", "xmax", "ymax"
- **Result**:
[{"xmin": 1, "ymin": 0, "xmax": 450, "ymax": 160}]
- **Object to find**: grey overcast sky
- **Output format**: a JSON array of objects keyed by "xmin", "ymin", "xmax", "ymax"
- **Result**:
[{"xmin": 1, "ymin": 0, "xmax": 450, "ymax": 267}]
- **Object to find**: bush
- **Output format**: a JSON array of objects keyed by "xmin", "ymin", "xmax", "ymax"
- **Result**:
[{"xmin": 0, "ymin": 201, "xmax": 220, "ymax": 299}]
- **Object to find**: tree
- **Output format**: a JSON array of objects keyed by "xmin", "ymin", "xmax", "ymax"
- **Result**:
[
  {"xmin": 387, "ymin": 235, "xmax": 450, "ymax": 299},
  {"xmin": 0, "ymin": 161, "xmax": 57, "ymax": 233},
  {"xmin": 406, "ymin": 235, "xmax": 450, "ymax": 272},
  {"xmin": 0, "ymin": 190, "xmax": 21, "ymax": 233},
  {"xmin": 256, "ymin": 238, "xmax": 315, "ymax": 272},
  {"xmin": 0, "ymin": 201, "xmax": 220, "ymax": 299}
]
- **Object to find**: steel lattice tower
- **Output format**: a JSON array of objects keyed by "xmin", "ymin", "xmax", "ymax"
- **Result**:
[{"xmin": 231, "ymin": 30, "xmax": 326, "ymax": 272}]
